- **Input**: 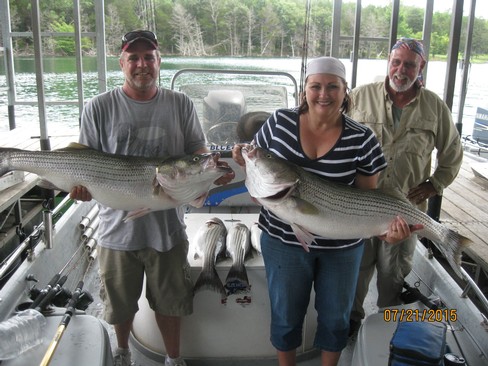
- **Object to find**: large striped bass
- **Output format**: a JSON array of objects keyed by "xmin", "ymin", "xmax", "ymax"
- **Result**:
[
  {"xmin": 0, "ymin": 143, "xmax": 232, "ymax": 220},
  {"xmin": 242, "ymin": 146, "xmax": 470, "ymax": 277}
]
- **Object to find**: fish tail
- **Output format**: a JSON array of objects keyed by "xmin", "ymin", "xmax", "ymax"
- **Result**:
[
  {"xmin": 225, "ymin": 263, "xmax": 250, "ymax": 294},
  {"xmin": 193, "ymin": 268, "xmax": 226, "ymax": 299},
  {"xmin": 434, "ymin": 228, "xmax": 472, "ymax": 277}
]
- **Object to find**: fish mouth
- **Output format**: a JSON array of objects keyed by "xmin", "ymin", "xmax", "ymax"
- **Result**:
[
  {"xmin": 206, "ymin": 152, "xmax": 233, "ymax": 173},
  {"xmin": 201, "ymin": 153, "xmax": 219, "ymax": 169}
]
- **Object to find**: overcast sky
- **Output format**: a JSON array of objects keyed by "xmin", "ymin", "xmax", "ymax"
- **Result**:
[{"xmin": 343, "ymin": 0, "xmax": 486, "ymax": 19}]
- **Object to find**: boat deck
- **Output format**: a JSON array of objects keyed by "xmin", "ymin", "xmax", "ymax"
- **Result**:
[{"xmin": 440, "ymin": 150, "xmax": 488, "ymax": 275}]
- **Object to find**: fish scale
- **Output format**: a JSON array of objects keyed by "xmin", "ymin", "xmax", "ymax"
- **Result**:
[
  {"xmin": 0, "ymin": 144, "xmax": 231, "ymax": 220},
  {"xmin": 297, "ymin": 175, "xmax": 450, "ymax": 242},
  {"xmin": 243, "ymin": 146, "xmax": 471, "ymax": 277}
]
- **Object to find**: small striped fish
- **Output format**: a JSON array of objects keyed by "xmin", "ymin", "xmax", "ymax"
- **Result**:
[
  {"xmin": 193, "ymin": 217, "xmax": 227, "ymax": 299},
  {"xmin": 225, "ymin": 223, "xmax": 251, "ymax": 295}
]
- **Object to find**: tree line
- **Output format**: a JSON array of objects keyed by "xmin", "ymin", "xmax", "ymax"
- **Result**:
[{"xmin": 4, "ymin": 0, "xmax": 488, "ymax": 60}]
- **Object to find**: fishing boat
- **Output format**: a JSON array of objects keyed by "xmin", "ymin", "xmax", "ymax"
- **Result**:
[
  {"xmin": 1, "ymin": 0, "xmax": 488, "ymax": 365},
  {"xmin": 462, "ymin": 107, "xmax": 488, "ymax": 158}
]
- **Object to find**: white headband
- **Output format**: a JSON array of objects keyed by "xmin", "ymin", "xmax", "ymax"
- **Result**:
[{"xmin": 306, "ymin": 57, "xmax": 346, "ymax": 80}]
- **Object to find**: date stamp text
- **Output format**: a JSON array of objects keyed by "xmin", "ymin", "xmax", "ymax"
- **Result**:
[{"xmin": 383, "ymin": 308, "xmax": 457, "ymax": 322}]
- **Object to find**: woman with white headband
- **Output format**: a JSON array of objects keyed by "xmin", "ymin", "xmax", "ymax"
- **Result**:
[{"xmin": 232, "ymin": 56, "xmax": 418, "ymax": 366}]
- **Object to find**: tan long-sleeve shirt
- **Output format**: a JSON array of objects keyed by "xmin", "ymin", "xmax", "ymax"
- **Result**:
[{"xmin": 348, "ymin": 80, "xmax": 463, "ymax": 210}]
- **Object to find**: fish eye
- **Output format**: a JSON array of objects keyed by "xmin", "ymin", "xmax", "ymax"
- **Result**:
[{"xmin": 192, "ymin": 156, "xmax": 200, "ymax": 162}]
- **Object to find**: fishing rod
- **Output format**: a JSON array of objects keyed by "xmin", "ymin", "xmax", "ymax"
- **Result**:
[
  {"xmin": 30, "ymin": 275, "xmax": 68, "ymax": 312},
  {"xmin": 299, "ymin": 0, "xmax": 312, "ymax": 98},
  {"xmin": 28, "ymin": 232, "xmax": 90, "ymax": 311},
  {"xmin": 39, "ymin": 280, "xmax": 84, "ymax": 366},
  {"xmin": 39, "ymin": 253, "xmax": 96, "ymax": 366},
  {"xmin": 28, "ymin": 273, "xmax": 64, "ymax": 311}
]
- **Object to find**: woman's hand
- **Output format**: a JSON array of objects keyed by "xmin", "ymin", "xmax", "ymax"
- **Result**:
[
  {"xmin": 377, "ymin": 215, "xmax": 424, "ymax": 244},
  {"xmin": 69, "ymin": 185, "xmax": 92, "ymax": 202},
  {"xmin": 232, "ymin": 143, "xmax": 251, "ymax": 167}
]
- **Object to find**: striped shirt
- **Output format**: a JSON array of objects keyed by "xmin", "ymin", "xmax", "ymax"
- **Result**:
[{"xmin": 255, "ymin": 107, "xmax": 387, "ymax": 249}]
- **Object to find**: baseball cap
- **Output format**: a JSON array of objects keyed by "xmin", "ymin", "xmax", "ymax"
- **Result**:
[{"xmin": 121, "ymin": 30, "xmax": 158, "ymax": 51}]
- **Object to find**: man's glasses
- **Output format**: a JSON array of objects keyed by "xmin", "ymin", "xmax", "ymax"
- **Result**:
[{"xmin": 121, "ymin": 30, "xmax": 158, "ymax": 50}]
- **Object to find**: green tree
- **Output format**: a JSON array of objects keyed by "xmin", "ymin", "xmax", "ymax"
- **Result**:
[
  {"xmin": 51, "ymin": 21, "xmax": 75, "ymax": 56},
  {"xmin": 4, "ymin": 0, "xmax": 488, "ymax": 59},
  {"xmin": 430, "ymin": 31, "xmax": 449, "ymax": 57}
]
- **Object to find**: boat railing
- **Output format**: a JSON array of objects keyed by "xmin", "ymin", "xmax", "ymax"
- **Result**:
[
  {"xmin": 460, "ymin": 266, "xmax": 488, "ymax": 327},
  {"xmin": 0, "ymin": 195, "xmax": 74, "ymax": 281},
  {"xmin": 461, "ymin": 135, "xmax": 488, "ymax": 157}
]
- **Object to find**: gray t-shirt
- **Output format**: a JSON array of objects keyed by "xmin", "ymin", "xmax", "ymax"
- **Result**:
[{"xmin": 79, "ymin": 87, "xmax": 206, "ymax": 251}]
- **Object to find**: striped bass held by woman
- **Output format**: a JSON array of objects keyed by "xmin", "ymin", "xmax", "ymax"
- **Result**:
[{"xmin": 241, "ymin": 145, "xmax": 470, "ymax": 277}]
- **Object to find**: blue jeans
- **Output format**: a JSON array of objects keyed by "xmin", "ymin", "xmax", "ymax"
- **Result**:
[{"xmin": 261, "ymin": 232, "xmax": 364, "ymax": 352}]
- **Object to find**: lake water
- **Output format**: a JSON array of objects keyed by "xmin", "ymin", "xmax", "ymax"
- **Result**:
[{"xmin": 1, "ymin": 57, "xmax": 487, "ymax": 137}]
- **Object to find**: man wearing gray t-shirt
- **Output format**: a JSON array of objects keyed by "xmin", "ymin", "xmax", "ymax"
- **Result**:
[{"xmin": 70, "ymin": 30, "xmax": 234, "ymax": 366}]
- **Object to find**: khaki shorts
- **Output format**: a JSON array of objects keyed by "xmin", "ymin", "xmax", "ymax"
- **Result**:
[{"xmin": 98, "ymin": 241, "xmax": 193, "ymax": 324}]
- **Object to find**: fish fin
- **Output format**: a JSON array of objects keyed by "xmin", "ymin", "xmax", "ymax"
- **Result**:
[
  {"xmin": 155, "ymin": 172, "xmax": 168, "ymax": 187},
  {"xmin": 190, "ymin": 193, "xmax": 208, "ymax": 208},
  {"xmin": 37, "ymin": 179, "xmax": 62, "ymax": 191},
  {"xmin": 152, "ymin": 179, "xmax": 164, "ymax": 196},
  {"xmin": 193, "ymin": 268, "xmax": 227, "ymax": 299},
  {"xmin": 378, "ymin": 187, "xmax": 409, "ymax": 203},
  {"xmin": 57, "ymin": 142, "xmax": 92, "ymax": 151},
  {"xmin": 225, "ymin": 263, "xmax": 250, "ymax": 295},
  {"xmin": 123, "ymin": 208, "xmax": 152, "ymax": 221},
  {"xmin": 290, "ymin": 223, "xmax": 314, "ymax": 252},
  {"xmin": 294, "ymin": 198, "xmax": 320, "ymax": 215},
  {"xmin": 432, "ymin": 230, "xmax": 472, "ymax": 278}
]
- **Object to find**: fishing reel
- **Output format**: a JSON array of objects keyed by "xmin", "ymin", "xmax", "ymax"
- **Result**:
[
  {"xmin": 400, "ymin": 281, "xmax": 441, "ymax": 310},
  {"xmin": 75, "ymin": 290, "xmax": 94, "ymax": 311},
  {"xmin": 28, "ymin": 284, "xmax": 93, "ymax": 311},
  {"xmin": 28, "ymin": 286, "xmax": 70, "ymax": 308}
]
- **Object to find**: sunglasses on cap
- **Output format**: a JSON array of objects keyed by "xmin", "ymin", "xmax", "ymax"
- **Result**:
[{"xmin": 121, "ymin": 30, "xmax": 158, "ymax": 51}]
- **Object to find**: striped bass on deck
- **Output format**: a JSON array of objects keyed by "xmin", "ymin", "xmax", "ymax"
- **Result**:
[
  {"xmin": 242, "ymin": 146, "xmax": 471, "ymax": 277},
  {"xmin": 0, "ymin": 143, "xmax": 232, "ymax": 220},
  {"xmin": 225, "ymin": 223, "xmax": 251, "ymax": 295},
  {"xmin": 193, "ymin": 217, "xmax": 227, "ymax": 299}
]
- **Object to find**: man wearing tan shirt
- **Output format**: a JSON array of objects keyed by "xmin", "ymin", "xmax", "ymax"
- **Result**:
[{"xmin": 347, "ymin": 38, "xmax": 463, "ymax": 334}]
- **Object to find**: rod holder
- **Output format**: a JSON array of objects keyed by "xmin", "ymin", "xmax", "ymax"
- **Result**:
[{"xmin": 42, "ymin": 210, "xmax": 53, "ymax": 249}]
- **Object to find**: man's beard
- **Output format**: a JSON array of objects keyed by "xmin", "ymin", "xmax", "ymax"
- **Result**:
[
  {"xmin": 389, "ymin": 74, "xmax": 416, "ymax": 93},
  {"xmin": 128, "ymin": 76, "xmax": 156, "ymax": 91}
]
